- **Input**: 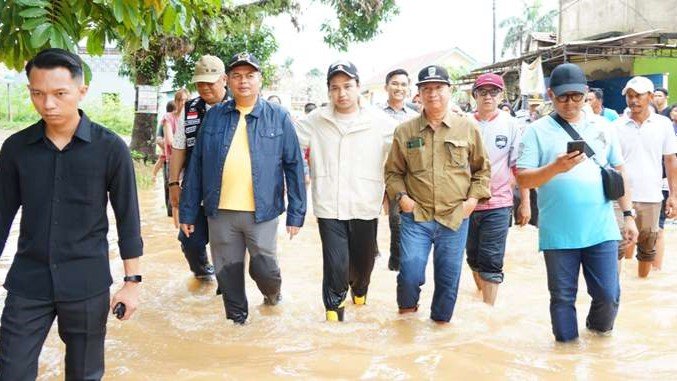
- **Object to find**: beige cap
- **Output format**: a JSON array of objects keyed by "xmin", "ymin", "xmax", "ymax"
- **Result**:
[
  {"xmin": 191, "ymin": 55, "xmax": 225, "ymax": 83},
  {"xmin": 622, "ymin": 76, "xmax": 654, "ymax": 95}
]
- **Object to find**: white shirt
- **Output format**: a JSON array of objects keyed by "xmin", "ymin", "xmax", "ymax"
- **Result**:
[
  {"xmin": 614, "ymin": 112, "xmax": 677, "ymax": 202},
  {"xmin": 172, "ymin": 103, "xmax": 211, "ymax": 149}
]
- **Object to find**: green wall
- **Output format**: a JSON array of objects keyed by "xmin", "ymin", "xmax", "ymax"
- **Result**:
[{"xmin": 634, "ymin": 54, "xmax": 677, "ymax": 105}]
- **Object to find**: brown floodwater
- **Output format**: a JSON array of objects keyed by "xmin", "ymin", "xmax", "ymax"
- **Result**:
[{"xmin": 1, "ymin": 179, "xmax": 677, "ymax": 380}]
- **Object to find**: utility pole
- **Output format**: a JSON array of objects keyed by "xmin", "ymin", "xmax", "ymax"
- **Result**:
[{"xmin": 492, "ymin": 0, "xmax": 496, "ymax": 63}]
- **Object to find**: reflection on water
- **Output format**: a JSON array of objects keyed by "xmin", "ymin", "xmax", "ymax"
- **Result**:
[{"xmin": 1, "ymin": 180, "xmax": 677, "ymax": 380}]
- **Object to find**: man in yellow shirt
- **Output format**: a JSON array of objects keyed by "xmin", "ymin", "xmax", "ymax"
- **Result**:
[{"xmin": 179, "ymin": 53, "xmax": 306, "ymax": 324}]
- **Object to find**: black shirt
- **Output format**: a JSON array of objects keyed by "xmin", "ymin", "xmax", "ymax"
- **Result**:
[{"xmin": 0, "ymin": 111, "xmax": 143, "ymax": 301}]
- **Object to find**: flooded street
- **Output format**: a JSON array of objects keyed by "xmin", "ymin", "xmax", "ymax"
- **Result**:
[{"xmin": 2, "ymin": 173, "xmax": 677, "ymax": 379}]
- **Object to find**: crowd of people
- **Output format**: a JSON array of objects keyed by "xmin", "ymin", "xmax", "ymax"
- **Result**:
[{"xmin": 1, "ymin": 47, "xmax": 676, "ymax": 379}]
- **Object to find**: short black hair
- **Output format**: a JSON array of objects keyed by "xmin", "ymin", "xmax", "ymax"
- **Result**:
[
  {"xmin": 304, "ymin": 102, "xmax": 317, "ymax": 114},
  {"xmin": 166, "ymin": 100, "xmax": 176, "ymax": 113},
  {"xmin": 25, "ymin": 48, "xmax": 84, "ymax": 80},
  {"xmin": 589, "ymin": 87, "xmax": 604, "ymax": 101},
  {"xmin": 655, "ymin": 87, "xmax": 669, "ymax": 96},
  {"xmin": 385, "ymin": 69, "xmax": 409, "ymax": 85}
]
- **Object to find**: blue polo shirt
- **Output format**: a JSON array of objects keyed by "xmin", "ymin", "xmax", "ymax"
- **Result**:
[{"xmin": 517, "ymin": 113, "xmax": 623, "ymax": 250}]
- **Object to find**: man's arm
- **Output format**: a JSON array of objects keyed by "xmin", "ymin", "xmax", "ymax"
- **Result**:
[
  {"xmin": 179, "ymin": 113, "xmax": 207, "ymax": 233},
  {"xmin": 664, "ymin": 154, "xmax": 677, "ymax": 217},
  {"xmin": 281, "ymin": 113, "xmax": 307, "ymax": 233},
  {"xmin": 110, "ymin": 257, "xmax": 141, "ymax": 320},
  {"xmin": 517, "ymin": 152, "xmax": 586, "ymax": 188},
  {"xmin": 0, "ymin": 141, "xmax": 20, "ymax": 256},
  {"xmin": 168, "ymin": 148, "xmax": 186, "ymax": 208},
  {"xmin": 614, "ymin": 164, "xmax": 639, "ymax": 243}
]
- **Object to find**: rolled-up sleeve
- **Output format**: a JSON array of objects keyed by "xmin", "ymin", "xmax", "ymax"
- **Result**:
[{"xmin": 107, "ymin": 139, "xmax": 143, "ymax": 259}]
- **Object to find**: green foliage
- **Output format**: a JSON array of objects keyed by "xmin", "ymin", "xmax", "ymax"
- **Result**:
[
  {"xmin": 0, "ymin": 84, "xmax": 134, "ymax": 136},
  {"xmin": 499, "ymin": 0, "xmax": 557, "ymax": 57},
  {"xmin": 318, "ymin": 0, "xmax": 399, "ymax": 51}
]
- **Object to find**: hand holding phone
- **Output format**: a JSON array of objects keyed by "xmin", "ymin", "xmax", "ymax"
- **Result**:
[{"xmin": 567, "ymin": 140, "xmax": 589, "ymax": 157}]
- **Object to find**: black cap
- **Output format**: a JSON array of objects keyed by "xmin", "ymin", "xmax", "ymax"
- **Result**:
[
  {"xmin": 549, "ymin": 63, "xmax": 587, "ymax": 96},
  {"xmin": 327, "ymin": 60, "xmax": 359, "ymax": 83},
  {"xmin": 416, "ymin": 65, "xmax": 451, "ymax": 86},
  {"xmin": 655, "ymin": 87, "xmax": 669, "ymax": 96},
  {"xmin": 227, "ymin": 52, "xmax": 261, "ymax": 72}
]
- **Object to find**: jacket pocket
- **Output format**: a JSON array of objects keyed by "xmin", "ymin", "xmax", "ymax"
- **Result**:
[{"xmin": 445, "ymin": 139, "xmax": 469, "ymax": 168}]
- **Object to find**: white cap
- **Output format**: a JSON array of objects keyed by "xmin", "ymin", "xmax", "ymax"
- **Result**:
[{"xmin": 622, "ymin": 76, "xmax": 654, "ymax": 96}]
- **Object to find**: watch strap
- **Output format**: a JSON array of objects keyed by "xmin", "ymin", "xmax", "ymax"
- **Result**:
[{"xmin": 124, "ymin": 275, "xmax": 142, "ymax": 283}]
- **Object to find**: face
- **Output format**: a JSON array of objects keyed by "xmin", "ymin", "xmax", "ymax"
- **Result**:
[
  {"xmin": 585, "ymin": 92, "xmax": 601, "ymax": 111},
  {"xmin": 174, "ymin": 91, "xmax": 188, "ymax": 112},
  {"xmin": 625, "ymin": 89, "xmax": 652, "ymax": 115},
  {"xmin": 385, "ymin": 74, "xmax": 409, "ymax": 103},
  {"xmin": 28, "ymin": 67, "xmax": 87, "ymax": 128},
  {"xmin": 548, "ymin": 88, "xmax": 585, "ymax": 120},
  {"xmin": 328, "ymin": 73, "xmax": 360, "ymax": 114},
  {"xmin": 653, "ymin": 91, "xmax": 667, "ymax": 107},
  {"xmin": 670, "ymin": 107, "xmax": 677, "ymax": 123},
  {"xmin": 473, "ymin": 85, "xmax": 502, "ymax": 113},
  {"xmin": 196, "ymin": 75, "xmax": 227, "ymax": 105},
  {"xmin": 418, "ymin": 82, "xmax": 450, "ymax": 114},
  {"xmin": 227, "ymin": 65, "xmax": 262, "ymax": 102}
]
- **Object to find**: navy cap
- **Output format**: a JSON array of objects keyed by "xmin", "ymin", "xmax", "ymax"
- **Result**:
[
  {"xmin": 227, "ymin": 52, "xmax": 261, "ymax": 72},
  {"xmin": 327, "ymin": 60, "xmax": 359, "ymax": 83},
  {"xmin": 549, "ymin": 63, "xmax": 587, "ymax": 96},
  {"xmin": 416, "ymin": 65, "xmax": 451, "ymax": 86}
]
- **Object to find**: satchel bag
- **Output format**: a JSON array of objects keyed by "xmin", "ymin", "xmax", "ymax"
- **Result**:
[{"xmin": 550, "ymin": 112, "xmax": 625, "ymax": 201}]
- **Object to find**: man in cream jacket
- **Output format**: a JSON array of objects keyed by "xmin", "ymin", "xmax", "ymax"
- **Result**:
[{"xmin": 296, "ymin": 60, "xmax": 396, "ymax": 322}]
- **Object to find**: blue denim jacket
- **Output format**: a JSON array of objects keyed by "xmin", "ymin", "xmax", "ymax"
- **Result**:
[{"xmin": 179, "ymin": 97, "xmax": 306, "ymax": 227}]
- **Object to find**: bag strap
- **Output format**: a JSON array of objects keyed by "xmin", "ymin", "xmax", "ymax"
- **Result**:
[{"xmin": 549, "ymin": 112, "xmax": 595, "ymax": 157}]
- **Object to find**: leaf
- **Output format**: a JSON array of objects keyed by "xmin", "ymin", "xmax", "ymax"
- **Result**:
[
  {"xmin": 15, "ymin": 0, "xmax": 50, "ymax": 7},
  {"xmin": 83, "ymin": 61, "xmax": 92, "ymax": 85},
  {"xmin": 21, "ymin": 16, "xmax": 47, "ymax": 30},
  {"xmin": 29, "ymin": 23, "xmax": 51, "ymax": 48},
  {"xmin": 86, "ymin": 28, "xmax": 105, "ymax": 55},
  {"xmin": 162, "ymin": 5, "xmax": 176, "ymax": 32},
  {"xmin": 18, "ymin": 7, "xmax": 48, "ymax": 17},
  {"xmin": 112, "ymin": 0, "xmax": 124, "ymax": 22}
]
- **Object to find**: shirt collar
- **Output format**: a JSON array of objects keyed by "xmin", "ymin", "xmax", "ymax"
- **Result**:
[
  {"xmin": 26, "ymin": 109, "xmax": 91, "ymax": 144},
  {"xmin": 419, "ymin": 111, "xmax": 454, "ymax": 131}
]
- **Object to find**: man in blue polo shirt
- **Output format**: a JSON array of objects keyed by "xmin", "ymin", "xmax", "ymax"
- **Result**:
[{"xmin": 517, "ymin": 63, "xmax": 638, "ymax": 342}]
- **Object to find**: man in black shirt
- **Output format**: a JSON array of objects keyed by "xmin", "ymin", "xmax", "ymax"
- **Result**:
[{"xmin": 0, "ymin": 48, "xmax": 143, "ymax": 380}]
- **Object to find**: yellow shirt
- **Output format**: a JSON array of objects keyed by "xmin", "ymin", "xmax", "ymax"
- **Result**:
[{"xmin": 218, "ymin": 105, "xmax": 255, "ymax": 211}]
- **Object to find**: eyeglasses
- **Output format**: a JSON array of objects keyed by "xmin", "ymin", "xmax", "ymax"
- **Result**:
[
  {"xmin": 555, "ymin": 93, "xmax": 585, "ymax": 103},
  {"xmin": 475, "ymin": 88, "xmax": 502, "ymax": 97}
]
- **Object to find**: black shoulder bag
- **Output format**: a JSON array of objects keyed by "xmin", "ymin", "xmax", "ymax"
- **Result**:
[{"xmin": 550, "ymin": 112, "xmax": 625, "ymax": 200}]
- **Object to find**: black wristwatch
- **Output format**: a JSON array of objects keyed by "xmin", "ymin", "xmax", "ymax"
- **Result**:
[
  {"xmin": 395, "ymin": 192, "xmax": 408, "ymax": 202},
  {"xmin": 622, "ymin": 209, "xmax": 636, "ymax": 218},
  {"xmin": 124, "ymin": 275, "xmax": 142, "ymax": 283},
  {"xmin": 168, "ymin": 181, "xmax": 181, "ymax": 188}
]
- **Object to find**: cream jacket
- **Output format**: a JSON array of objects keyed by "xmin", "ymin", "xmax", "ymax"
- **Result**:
[{"xmin": 296, "ymin": 105, "xmax": 396, "ymax": 220}]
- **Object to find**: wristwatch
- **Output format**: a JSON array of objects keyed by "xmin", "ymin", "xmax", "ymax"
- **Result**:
[
  {"xmin": 622, "ymin": 209, "xmax": 636, "ymax": 218},
  {"xmin": 124, "ymin": 275, "xmax": 142, "ymax": 283},
  {"xmin": 395, "ymin": 192, "xmax": 408, "ymax": 202},
  {"xmin": 168, "ymin": 181, "xmax": 181, "ymax": 188}
]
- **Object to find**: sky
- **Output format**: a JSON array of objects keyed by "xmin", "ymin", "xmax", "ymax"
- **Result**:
[{"xmin": 265, "ymin": 0, "xmax": 559, "ymax": 81}]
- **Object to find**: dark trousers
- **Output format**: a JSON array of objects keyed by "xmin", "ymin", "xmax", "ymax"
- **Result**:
[
  {"xmin": 162, "ymin": 162, "xmax": 171, "ymax": 217},
  {"xmin": 0, "ymin": 291, "xmax": 110, "ymax": 381},
  {"xmin": 318, "ymin": 218, "xmax": 378, "ymax": 311},
  {"xmin": 177, "ymin": 205, "xmax": 212, "ymax": 275}
]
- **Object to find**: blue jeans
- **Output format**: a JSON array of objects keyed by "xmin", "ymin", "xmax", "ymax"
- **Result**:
[
  {"xmin": 397, "ymin": 213, "xmax": 469, "ymax": 322},
  {"xmin": 543, "ymin": 240, "xmax": 620, "ymax": 342},
  {"xmin": 466, "ymin": 206, "xmax": 512, "ymax": 283}
]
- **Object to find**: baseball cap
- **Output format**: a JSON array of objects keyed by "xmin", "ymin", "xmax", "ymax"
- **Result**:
[
  {"xmin": 622, "ymin": 76, "xmax": 655, "ymax": 95},
  {"xmin": 473, "ymin": 73, "xmax": 505, "ymax": 91},
  {"xmin": 416, "ymin": 65, "xmax": 451, "ymax": 86},
  {"xmin": 227, "ymin": 52, "xmax": 261, "ymax": 72},
  {"xmin": 327, "ymin": 60, "xmax": 359, "ymax": 83},
  {"xmin": 191, "ymin": 55, "xmax": 225, "ymax": 83},
  {"xmin": 549, "ymin": 63, "xmax": 587, "ymax": 96}
]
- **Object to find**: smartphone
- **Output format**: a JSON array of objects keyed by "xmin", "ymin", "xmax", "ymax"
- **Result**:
[{"xmin": 567, "ymin": 140, "xmax": 589, "ymax": 157}]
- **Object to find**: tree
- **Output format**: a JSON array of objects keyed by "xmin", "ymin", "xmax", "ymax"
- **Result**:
[
  {"xmin": 499, "ymin": 0, "xmax": 557, "ymax": 57},
  {"xmin": 0, "ymin": 0, "xmax": 399, "ymax": 157}
]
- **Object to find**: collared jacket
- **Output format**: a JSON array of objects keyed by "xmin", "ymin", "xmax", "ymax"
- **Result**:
[
  {"xmin": 385, "ymin": 111, "xmax": 492, "ymax": 230},
  {"xmin": 296, "ymin": 105, "xmax": 396, "ymax": 220},
  {"xmin": 179, "ymin": 97, "xmax": 306, "ymax": 227}
]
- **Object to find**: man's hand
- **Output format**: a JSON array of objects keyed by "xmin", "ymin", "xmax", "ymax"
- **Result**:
[
  {"xmin": 399, "ymin": 195, "xmax": 416, "ymax": 213},
  {"xmin": 180, "ymin": 224, "xmax": 194, "ymax": 237},
  {"xmin": 169, "ymin": 185, "xmax": 181, "ymax": 209},
  {"xmin": 462, "ymin": 198, "xmax": 478, "ymax": 218},
  {"xmin": 622, "ymin": 217, "xmax": 639, "ymax": 244},
  {"xmin": 517, "ymin": 202, "xmax": 531, "ymax": 226},
  {"xmin": 287, "ymin": 226, "xmax": 300, "ymax": 240},
  {"xmin": 110, "ymin": 282, "xmax": 140, "ymax": 321},
  {"xmin": 552, "ymin": 151, "xmax": 586, "ymax": 174},
  {"xmin": 666, "ymin": 195, "xmax": 677, "ymax": 218}
]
